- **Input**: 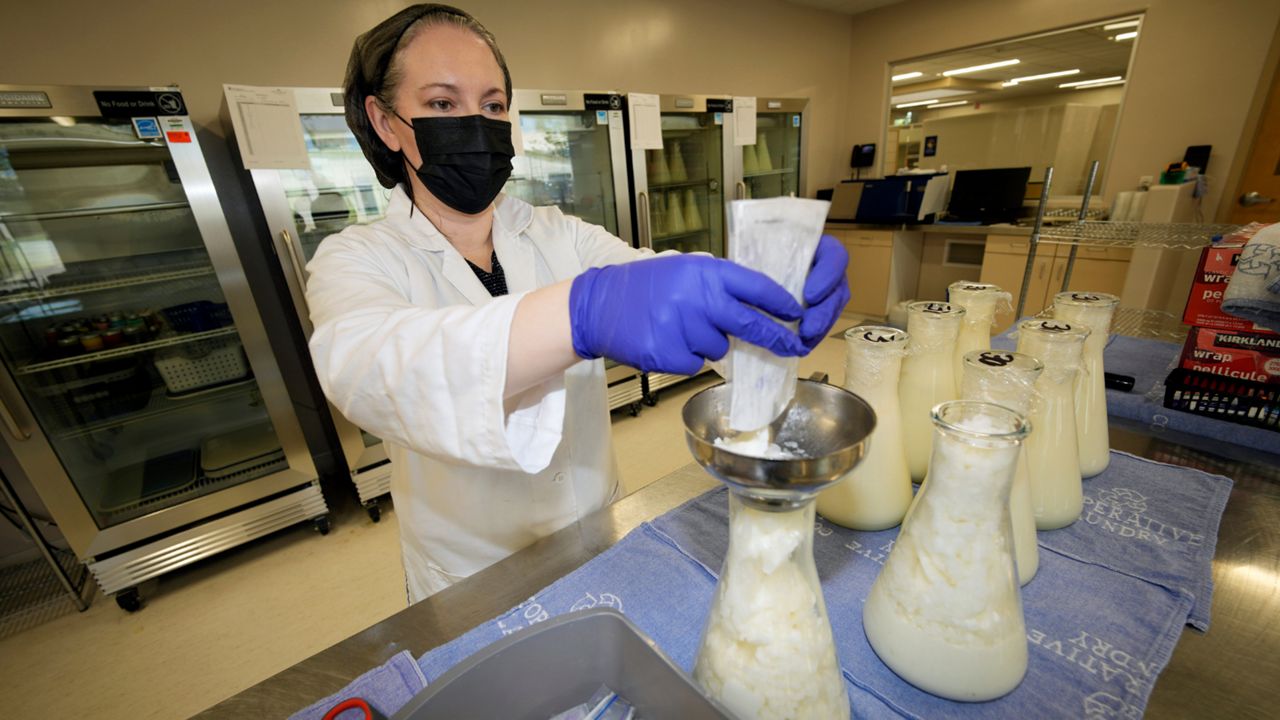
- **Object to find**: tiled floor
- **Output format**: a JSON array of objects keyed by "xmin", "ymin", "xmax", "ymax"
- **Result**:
[{"xmin": 0, "ymin": 323, "xmax": 858, "ymax": 720}]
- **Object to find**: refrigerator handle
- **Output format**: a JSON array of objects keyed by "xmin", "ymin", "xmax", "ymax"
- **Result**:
[
  {"xmin": 280, "ymin": 229, "xmax": 313, "ymax": 318},
  {"xmin": 0, "ymin": 393, "xmax": 29, "ymax": 441},
  {"xmin": 637, "ymin": 192, "xmax": 653, "ymax": 250},
  {"xmin": 735, "ymin": 181, "xmax": 747, "ymax": 201}
]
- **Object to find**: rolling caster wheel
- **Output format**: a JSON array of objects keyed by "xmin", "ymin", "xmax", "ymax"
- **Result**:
[
  {"xmin": 643, "ymin": 392, "xmax": 659, "ymax": 407},
  {"xmin": 115, "ymin": 588, "xmax": 142, "ymax": 613},
  {"xmin": 312, "ymin": 516, "xmax": 331, "ymax": 535},
  {"xmin": 628, "ymin": 402, "xmax": 641, "ymax": 417},
  {"xmin": 365, "ymin": 502, "xmax": 382, "ymax": 523}
]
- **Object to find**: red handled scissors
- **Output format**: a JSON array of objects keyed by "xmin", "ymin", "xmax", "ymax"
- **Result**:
[{"xmin": 322, "ymin": 697, "xmax": 387, "ymax": 720}]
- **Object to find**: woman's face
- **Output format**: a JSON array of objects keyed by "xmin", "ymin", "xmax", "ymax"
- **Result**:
[{"xmin": 366, "ymin": 23, "xmax": 509, "ymax": 170}]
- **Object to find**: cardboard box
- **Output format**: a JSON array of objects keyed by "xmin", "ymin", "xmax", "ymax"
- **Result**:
[
  {"xmin": 1179, "ymin": 326, "xmax": 1280, "ymax": 385},
  {"xmin": 1182, "ymin": 243, "xmax": 1279, "ymax": 336}
]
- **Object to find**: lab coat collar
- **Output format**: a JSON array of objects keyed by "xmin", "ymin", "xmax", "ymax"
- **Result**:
[{"xmin": 385, "ymin": 185, "xmax": 537, "ymax": 302}]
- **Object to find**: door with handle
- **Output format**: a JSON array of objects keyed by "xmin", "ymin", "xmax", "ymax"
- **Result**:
[{"xmin": 1228, "ymin": 56, "xmax": 1280, "ymax": 225}]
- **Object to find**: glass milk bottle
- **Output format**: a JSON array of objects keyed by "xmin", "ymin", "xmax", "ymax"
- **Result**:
[
  {"xmin": 1016, "ymin": 319, "xmax": 1090, "ymax": 529},
  {"xmin": 960, "ymin": 350, "xmax": 1044, "ymax": 585},
  {"xmin": 899, "ymin": 301, "xmax": 965, "ymax": 481},
  {"xmin": 818, "ymin": 327, "xmax": 912, "ymax": 530},
  {"xmin": 863, "ymin": 401, "xmax": 1031, "ymax": 702},
  {"xmin": 1051, "ymin": 292, "xmax": 1119, "ymax": 478},
  {"xmin": 948, "ymin": 281, "xmax": 1011, "ymax": 388},
  {"xmin": 694, "ymin": 492, "xmax": 847, "ymax": 719}
]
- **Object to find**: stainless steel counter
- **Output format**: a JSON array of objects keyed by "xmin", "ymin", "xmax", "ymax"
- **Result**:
[
  {"xmin": 195, "ymin": 420, "xmax": 1279, "ymax": 719},
  {"xmin": 825, "ymin": 221, "xmax": 1032, "ymax": 237}
]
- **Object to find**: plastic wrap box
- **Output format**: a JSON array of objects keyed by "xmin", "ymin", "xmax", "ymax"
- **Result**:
[
  {"xmin": 1182, "ymin": 244, "xmax": 1279, "ymax": 337},
  {"xmin": 1178, "ymin": 327, "xmax": 1280, "ymax": 385}
]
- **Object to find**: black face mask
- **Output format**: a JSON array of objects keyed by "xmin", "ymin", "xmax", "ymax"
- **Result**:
[{"xmin": 396, "ymin": 113, "xmax": 514, "ymax": 215}]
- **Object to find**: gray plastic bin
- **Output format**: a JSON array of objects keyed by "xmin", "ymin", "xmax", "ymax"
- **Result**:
[{"xmin": 392, "ymin": 608, "xmax": 732, "ymax": 719}]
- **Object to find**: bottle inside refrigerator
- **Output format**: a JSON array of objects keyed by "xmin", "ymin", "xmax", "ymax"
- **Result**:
[{"xmin": 740, "ymin": 98, "xmax": 806, "ymax": 201}]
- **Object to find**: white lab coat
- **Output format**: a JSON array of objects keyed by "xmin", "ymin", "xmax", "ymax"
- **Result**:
[{"xmin": 306, "ymin": 186, "xmax": 647, "ymax": 602}]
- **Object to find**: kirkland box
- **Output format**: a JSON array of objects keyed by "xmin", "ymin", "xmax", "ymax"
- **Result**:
[
  {"xmin": 1182, "ymin": 243, "xmax": 1280, "ymax": 336},
  {"xmin": 1179, "ymin": 327, "xmax": 1280, "ymax": 385}
]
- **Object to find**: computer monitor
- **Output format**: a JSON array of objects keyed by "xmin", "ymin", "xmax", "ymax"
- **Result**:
[
  {"xmin": 851, "ymin": 144, "xmax": 876, "ymax": 168},
  {"xmin": 946, "ymin": 167, "xmax": 1032, "ymax": 224}
]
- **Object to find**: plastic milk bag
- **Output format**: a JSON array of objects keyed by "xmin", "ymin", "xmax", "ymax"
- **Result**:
[{"xmin": 725, "ymin": 197, "xmax": 830, "ymax": 432}]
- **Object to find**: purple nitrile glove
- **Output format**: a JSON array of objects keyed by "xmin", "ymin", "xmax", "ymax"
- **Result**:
[
  {"xmin": 799, "ymin": 234, "xmax": 851, "ymax": 350},
  {"xmin": 569, "ymin": 254, "xmax": 806, "ymax": 375}
]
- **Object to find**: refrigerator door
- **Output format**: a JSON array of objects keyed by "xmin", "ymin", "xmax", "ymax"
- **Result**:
[
  {"xmin": 230, "ymin": 86, "xmax": 388, "ymax": 493},
  {"xmin": 0, "ymin": 85, "xmax": 318, "ymax": 561},
  {"xmin": 740, "ymin": 98, "xmax": 807, "ymax": 201},
  {"xmin": 506, "ymin": 90, "xmax": 633, "ymax": 247},
  {"xmin": 630, "ymin": 95, "xmax": 729, "ymax": 258}
]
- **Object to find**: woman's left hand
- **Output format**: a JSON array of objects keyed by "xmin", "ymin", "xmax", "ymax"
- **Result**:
[{"xmin": 799, "ymin": 234, "xmax": 851, "ymax": 350}]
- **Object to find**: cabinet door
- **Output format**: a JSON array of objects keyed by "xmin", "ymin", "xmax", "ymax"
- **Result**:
[
  {"xmin": 844, "ymin": 241, "xmax": 893, "ymax": 318},
  {"xmin": 1053, "ymin": 256, "xmax": 1130, "ymax": 298},
  {"xmin": 981, "ymin": 251, "xmax": 1054, "ymax": 332}
]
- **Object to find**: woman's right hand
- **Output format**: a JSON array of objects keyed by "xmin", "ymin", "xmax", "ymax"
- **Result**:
[{"xmin": 568, "ymin": 255, "xmax": 807, "ymax": 374}]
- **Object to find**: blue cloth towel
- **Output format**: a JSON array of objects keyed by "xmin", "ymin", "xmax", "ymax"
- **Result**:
[
  {"xmin": 992, "ymin": 329, "xmax": 1280, "ymax": 451},
  {"xmin": 1035, "ymin": 451, "xmax": 1231, "ymax": 630},
  {"xmin": 292, "ymin": 453, "xmax": 1228, "ymax": 719},
  {"xmin": 651, "ymin": 485, "xmax": 1192, "ymax": 720},
  {"xmin": 288, "ymin": 650, "xmax": 427, "ymax": 720}
]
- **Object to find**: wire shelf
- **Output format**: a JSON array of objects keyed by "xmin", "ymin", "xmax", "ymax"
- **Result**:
[
  {"xmin": 1038, "ymin": 221, "xmax": 1241, "ymax": 250},
  {"xmin": 98, "ymin": 454, "xmax": 290, "ymax": 527},
  {"xmin": 14, "ymin": 326, "xmax": 239, "ymax": 375},
  {"xmin": 54, "ymin": 378, "xmax": 258, "ymax": 440},
  {"xmin": 1030, "ymin": 306, "xmax": 1189, "ymax": 344},
  {"xmin": 0, "ymin": 547, "xmax": 90, "ymax": 640},
  {"xmin": 1110, "ymin": 307, "xmax": 1190, "ymax": 343},
  {"xmin": 0, "ymin": 264, "xmax": 216, "ymax": 305}
]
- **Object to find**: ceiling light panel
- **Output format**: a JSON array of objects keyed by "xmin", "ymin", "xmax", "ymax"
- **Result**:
[
  {"xmin": 895, "ymin": 99, "xmax": 939, "ymax": 108},
  {"xmin": 1103, "ymin": 20, "xmax": 1141, "ymax": 30},
  {"xmin": 1059, "ymin": 75, "xmax": 1123, "ymax": 87},
  {"xmin": 941, "ymin": 59, "xmax": 1020, "ymax": 76},
  {"xmin": 892, "ymin": 71, "xmax": 923, "ymax": 82}
]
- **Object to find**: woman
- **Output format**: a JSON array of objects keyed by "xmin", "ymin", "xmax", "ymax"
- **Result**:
[{"xmin": 307, "ymin": 4, "xmax": 850, "ymax": 602}]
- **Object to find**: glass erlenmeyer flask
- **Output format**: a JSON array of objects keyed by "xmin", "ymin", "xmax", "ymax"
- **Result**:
[
  {"xmin": 863, "ymin": 400, "xmax": 1031, "ymax": 702},
  {"xmin": 960, "ymin": 350, "xmax": 1044, "ymax": 585},
  {"xmin": 948, "ymin": 281, "xmax": 1011, "ymax": 387},
  {"xmin": 818, "ymin": 326, "xmax": 912, "ymax": 530},
  {"xmin": 1050, "ymin": 292, "xmax": 1119, "ymax": 478},
  {"xmin": 1016, "ymin": 319, "xmax": 1089, "ymax": 529},
  {"xmin": 899, "ymin": 301, "xmax": 965, "ymax": 481}
]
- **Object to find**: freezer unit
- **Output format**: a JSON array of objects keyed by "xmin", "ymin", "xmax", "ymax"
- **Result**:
[
  {"xmin": 222, "ymin": 86, "xmax": 394, "ymax": 518},
  {"xmin": 732, "ymin": 97, "xmax": 807, "ymax": 202},
  {"xmin": 0, "ymin": 84, "xmax": 327, "ymax": 609}
]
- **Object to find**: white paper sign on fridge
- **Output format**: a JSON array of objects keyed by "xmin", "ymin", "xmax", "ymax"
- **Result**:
[
  {"xmin": 627, "ymin": 93, "xmax": 664, "ymax": 149},
  {"xmin": 732, "ymin": 96, "xmax": 757, "ymax": 146},
  {"xmin": 223, "ymin": 84, "xmax": 311, "ymax": 170}
]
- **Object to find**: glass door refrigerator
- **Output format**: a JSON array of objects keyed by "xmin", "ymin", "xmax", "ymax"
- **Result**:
[
  {"xmin": 224, "ymin": 86, "xmax": 394, "ymax": 519},
  {"xmin": 628, "ymin": 94, "xmax": 733, "ymax": 399},
  {"xmin": 508, "ymin": 89, "xmax": 643, "ymax": 415},
  {"xmin": 0, "ymin": 84, "xmax": 326, "ymax": 611},
  {"xmin": 732, "ymin": 97, "xmax": 808, "ymax": 201}
]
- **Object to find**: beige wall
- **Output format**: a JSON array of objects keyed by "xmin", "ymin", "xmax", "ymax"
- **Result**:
[
  {"xmin": 910, "ymin": 85, "xmax": 1125, "ymax": 122},
  {"xmin": 0, "ymin": 0, "xmax": 852, "ymax": 197},
  {"xmin": 846, "ymin": 0, "xmax": 1280, "ymax": 219}
]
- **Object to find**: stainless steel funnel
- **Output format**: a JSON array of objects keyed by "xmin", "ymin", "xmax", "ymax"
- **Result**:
[{"xmin": 682, "ymin": 379, "xmax": 877, "ymax": 509}]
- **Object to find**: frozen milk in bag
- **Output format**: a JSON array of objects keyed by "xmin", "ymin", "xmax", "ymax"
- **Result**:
[{"xmin": 725, "ymin": 198, "xmax": 829, "ymax": 433}]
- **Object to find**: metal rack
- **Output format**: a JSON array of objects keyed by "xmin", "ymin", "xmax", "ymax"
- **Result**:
[
  {"xmin": 0, "ymin": 264, "xmax": 216, "ymax": 305},
  {"xmin": 14, "ymin": 326, "xmax": 238, "ymax": 375},
  {"xmin": 0, "ymin": 470, "xmax": 93, "ymax": 636},
  {"xmin": 1016, "ymin": 161, "xmax": 1240, "ymax": 341}
]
